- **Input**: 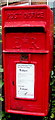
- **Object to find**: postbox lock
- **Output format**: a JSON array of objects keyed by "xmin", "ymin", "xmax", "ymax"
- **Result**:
[{"xmin": 20, "ymin": 54, "xmax": 28, "ymax": 61}]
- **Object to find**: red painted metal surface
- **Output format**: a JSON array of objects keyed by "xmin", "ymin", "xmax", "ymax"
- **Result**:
[{"xmin": 2, "ymin": 5, "xmax": 53, "ymax": 116}]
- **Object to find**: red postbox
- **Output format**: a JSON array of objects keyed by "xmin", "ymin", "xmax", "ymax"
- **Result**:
[{"xmin": 2, "ymin": 5, "xmax": 53, "ymax": 116}]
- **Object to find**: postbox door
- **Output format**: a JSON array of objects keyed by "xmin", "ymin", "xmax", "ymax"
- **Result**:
[{"xmin": 4, "ymin": 52, "xmax": 49, "ymax": 114}]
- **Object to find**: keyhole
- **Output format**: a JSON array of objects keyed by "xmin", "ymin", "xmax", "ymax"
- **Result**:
[{"xmin": 20, "ymin": 54, "xmax": 28, "ymax": 61}]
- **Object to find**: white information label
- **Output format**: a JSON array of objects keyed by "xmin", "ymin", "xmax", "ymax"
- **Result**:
[{"xmin": 16, "ymin": 64, "xmax": 34, "ymax": 99}]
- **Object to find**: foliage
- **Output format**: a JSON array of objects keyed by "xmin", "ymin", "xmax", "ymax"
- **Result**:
[{"xmin": 50, "ymin": 71, "xmax": 55, "ymax": 119}]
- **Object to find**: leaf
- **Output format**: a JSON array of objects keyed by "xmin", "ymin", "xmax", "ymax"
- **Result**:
[
  {"xmin": 0, "ymin": 67, "xmax": 3, "ymax": 72},
  {"xmin": 52, "ymin": 104, "xmax": 55, "ymax": 106},
  {"xmin": 43, "ymin": 117, "xmax": 48, "ymax": 120},
  {"xmin": 0, "ymin": 97, "xmax": 4, "ymax": 101},
  {"xmin": 7, "ymin": 115, "xmax": 11, "ymax": 118},
  {"xmin": 0, "ymin": 112, "xmax": 2, "ymax": 120},
  {"xmin": 0, "ymin": 40, "xmax": 2, "ymax": 43},
  {"xmin": 51, "ymin": 107, "xmax": 55, "ymax": 111},
  {"xmin": 54, "ymin": 76, "xmax": 55, "ymax": 79},
  {"xmin": 52, "ymin": 100, "xmax": 55, "ymax": 103},
  {"xmin": 52, "ymin": 94, "xmax": 55, "ymax": 97},
  {"xmin": 0, "ymin": 80, "xmax": 4, "ymax": 88},
  {"xmin": 0, "ymin": 65, "xmax": 2, "ymax": 68},
  {"xmin": 0, "ymin": 111, "xmax": 6, "ymax": 120},
  {"xmin": 50, "ymin": 81, "xmax": 55, "ymax": 86},
  {"xmin": 52, "ymin": 88, "xmax": 55, "ymax": 91},
  {"xmin": 3, "ymin": 118, "xmax": 6, "ymax": 120},
  {"xmin": 50, "ymin": 113, "xmax": 55, "ymax": 118},
  {"xmin": 2, "ymin": 112, "xmax": 5, "ymax": 118}
]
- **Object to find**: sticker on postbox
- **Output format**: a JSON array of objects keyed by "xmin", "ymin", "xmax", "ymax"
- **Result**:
[{"xmin": 16, "ymin": 64, "xmax": 34, "ymax": 99}]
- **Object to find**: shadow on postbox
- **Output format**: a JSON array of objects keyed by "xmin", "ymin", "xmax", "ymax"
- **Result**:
[{"xmin": 2, "ymin": 5, "xmax": 53, "ymax": 116}]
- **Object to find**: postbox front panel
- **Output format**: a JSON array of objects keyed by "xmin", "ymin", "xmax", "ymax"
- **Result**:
[{"xmin": 5, "ymin": 27, "xmax": 46, "ymax": 51}]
